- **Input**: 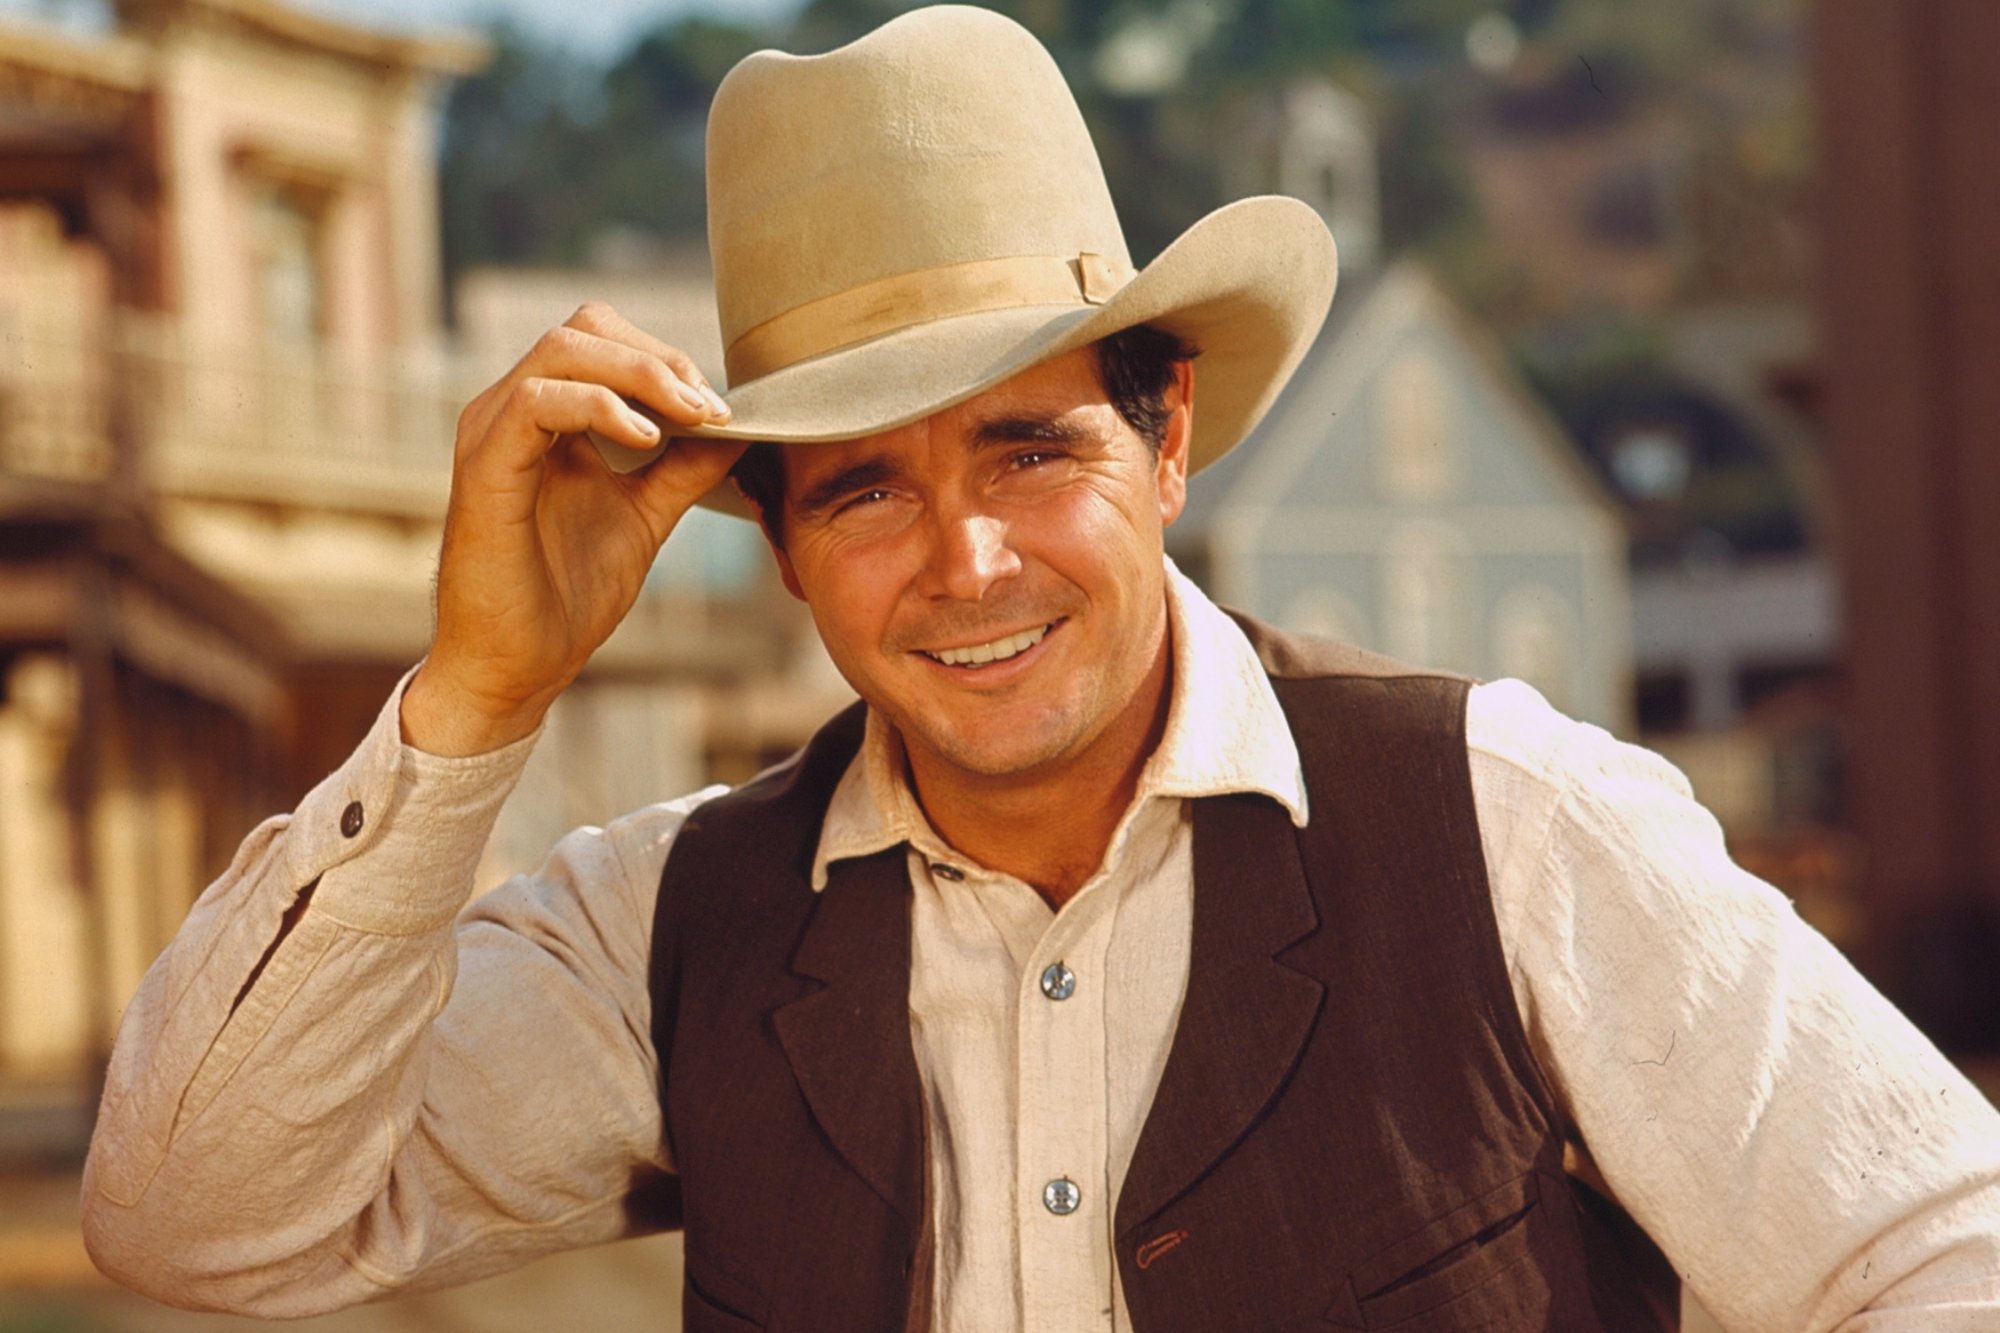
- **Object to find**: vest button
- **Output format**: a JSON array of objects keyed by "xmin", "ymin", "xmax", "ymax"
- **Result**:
[
  {"xmin": 929, "ymin": 862, "xmax": 965, "ymax": 882},
  {"xmin": 339, "ymin": 801, "xmax": 364, "ymax": 838},
  {"xmin": 1042, "ymin": 1177, "xmax": 1081, "ymax": 1216},
  {"xmin": 1039, "ymin": 961, "xmax": 1076, "ymax": 1001}
]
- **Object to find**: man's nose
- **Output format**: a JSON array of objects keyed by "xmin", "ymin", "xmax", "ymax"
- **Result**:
[{"xmin": 923, "ymin": 508, "xmax": 1021, "ymax": 602}]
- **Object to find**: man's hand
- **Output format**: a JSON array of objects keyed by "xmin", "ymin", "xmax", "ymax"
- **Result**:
[{"xmin": 401, "ymin": 304, "xmax": 747, "ymax": 756}]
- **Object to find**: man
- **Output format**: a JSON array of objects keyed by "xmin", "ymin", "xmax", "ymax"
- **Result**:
[{"xmin": 83, "ymin": 6, "xmax": 2000, "ymax": 1330}]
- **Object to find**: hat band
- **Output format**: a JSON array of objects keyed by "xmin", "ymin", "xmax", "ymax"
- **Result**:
[{"xmin": 725, "ymin": 251, "xmax": 1134, "ymax": 385}]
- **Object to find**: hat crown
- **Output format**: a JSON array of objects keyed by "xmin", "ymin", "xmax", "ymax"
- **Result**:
[{"xmin": 706, "ymin": 6, "xmax": 1130, "ymax": 366}]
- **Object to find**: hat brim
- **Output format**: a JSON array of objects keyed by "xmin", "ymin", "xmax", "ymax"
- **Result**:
[{"xmin": 618, "ymin": 195, "xmax": 1336, "ymax": 518}]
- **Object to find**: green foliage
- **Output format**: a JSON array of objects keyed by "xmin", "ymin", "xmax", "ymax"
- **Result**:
[
  {"xmin": 787, "ymin": 0, "xmax": 924, "ymax": 53},
  {"xmin": 436, "ymin": 0, "xmax": 1806, "ymax": 336},
  {"xmin": 437, "ymin": 0, "xmax": 1504, "ymax": 274},
  {"xmin": 438, "ymin": 16, "xmax": 764, "ymax": 281},
  {"xmin": 608, "ymin": 18, "xmax": 767, "ymax": 116},
  {"xmin": 438, "ymin": 24, "xmax": 603, "ymax": 272},
  {"xmin": 1196, "ymin": 0, "xmax": 1484, "ymax": 82},
  {"xmin": 1375, "ymin": 83, "xmax": 1475, "ymax": 252}
]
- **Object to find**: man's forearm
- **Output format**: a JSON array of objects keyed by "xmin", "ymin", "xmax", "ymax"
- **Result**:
[{"xmin": 80, "ymin": 675, "xmax": 535, "ymax": 1313}]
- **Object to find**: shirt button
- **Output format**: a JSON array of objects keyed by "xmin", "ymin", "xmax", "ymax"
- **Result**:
[
  {"xmin": 339, "ymin": 801, "xmax": 365, "ymax": 838},
  {"xmin": 930, "ymin": 863, "xmax": 965, "ymax": 882},
  {"xmin": 1042, "ymin": 1177, "xmax": 1081, "ymax": 1216},
  {"xmin": 1039, "ymin": 961, "xmax": 1076, "ymax": 1001}
]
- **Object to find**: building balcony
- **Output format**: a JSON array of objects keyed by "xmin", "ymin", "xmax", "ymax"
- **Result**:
[{"xmin": 1, "ymin": 311, "xmax": 468, "ymax": 518}]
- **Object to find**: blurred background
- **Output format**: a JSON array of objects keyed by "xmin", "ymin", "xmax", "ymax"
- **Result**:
[{"xmin": 0, "ymin": 0, "xmax": 1993, "ymax": 1328}]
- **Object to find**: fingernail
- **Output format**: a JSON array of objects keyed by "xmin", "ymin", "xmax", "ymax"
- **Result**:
[
  {"xmin": 627, "ymin": 408, "xmax": 659, "ymax": 439},
  {"xmin": 701, "ymin": 385, "xmax": 731, "ymax": 420},
  {"xmin": 676, "ymin": 382, "xmax": 707, "ymax": 411}
]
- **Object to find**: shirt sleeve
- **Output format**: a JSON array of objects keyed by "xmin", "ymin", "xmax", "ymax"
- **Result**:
[
  {"xmin": 80, "ymin": 673, "xmax": 721, "ymax": 1318},
  {"xmin": 1468, "ymin": 678, "xmax": 2000, "ymax": 1332}
]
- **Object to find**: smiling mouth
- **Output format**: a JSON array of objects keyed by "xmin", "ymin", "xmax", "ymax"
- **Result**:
[{"xmin": 920, "ymin": 622, "xmax": 1054, "ymax": 668}]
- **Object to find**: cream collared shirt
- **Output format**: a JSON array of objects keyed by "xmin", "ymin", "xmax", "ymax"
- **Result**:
[{"xmin": 85, "ymin": 566, "xmax": 2000, "ymax": 1330}]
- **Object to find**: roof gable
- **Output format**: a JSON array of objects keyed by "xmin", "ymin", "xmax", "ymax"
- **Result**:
[{"xmin": 1177, "ymin": 261, "xmax": 1617, "ymax": 548}]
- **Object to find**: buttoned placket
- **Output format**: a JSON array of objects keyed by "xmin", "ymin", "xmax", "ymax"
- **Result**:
[
  {"xmin": 907, "ymin": 843, "xmax": 1043, "ymax": 1329},
  {"xmin": 1013, "ymin": 856, "xmax": 1118, "ymax": 1332},
  {"xmin": 888, "ymin": 729, "xmax": 1207, "ymax": 1332}
]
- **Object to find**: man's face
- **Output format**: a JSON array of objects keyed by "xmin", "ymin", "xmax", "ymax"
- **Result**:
[{"xmin": 765, "ymin": 345, "xmax": 1191, "ymax": 787}]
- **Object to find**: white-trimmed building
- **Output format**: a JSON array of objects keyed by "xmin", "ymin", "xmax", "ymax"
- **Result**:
[{"xmin": 1171, "ymin": 261, "xmax": 1632, "ymax": 731}]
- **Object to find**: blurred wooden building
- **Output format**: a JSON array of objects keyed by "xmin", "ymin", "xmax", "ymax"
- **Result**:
[
  {"xmin": 0, "ymin": 0, "xmax": 489, "ymax": 1149},
  {"xmin": 0, "ymin": 0, "xmax": 835, "ymax": 1151}
]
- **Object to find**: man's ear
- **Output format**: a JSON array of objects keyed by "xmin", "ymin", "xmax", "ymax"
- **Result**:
[
  {"xmin": 772, "ymin": 545, "xmax": 805, "ymax": 601},
  {"xmin": 1157, "ymin": 359, "xmax": 1194, "ymax": 528},
  {"xmin": 732, "ymin": 475, "xmax": 806, "ymax": 601}
]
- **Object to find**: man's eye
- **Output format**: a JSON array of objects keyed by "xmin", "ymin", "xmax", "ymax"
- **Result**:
[
  {"xmin": 836, "ymin": 488, "xmax": 893, "ymax": 513},
  {"xmin": 1012, "ymin": 449, "xmax": 1065, "ymax": 469}
]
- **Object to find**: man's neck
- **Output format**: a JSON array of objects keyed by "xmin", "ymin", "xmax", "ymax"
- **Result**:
[{"xmin": 901, "ymin": 633, "xmax": 1175, "ymax": 912}]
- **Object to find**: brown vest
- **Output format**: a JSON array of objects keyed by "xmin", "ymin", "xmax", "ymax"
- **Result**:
[{"xmin": 642, "ymin": 618, "xmax": 1679, "ymax": 1331}]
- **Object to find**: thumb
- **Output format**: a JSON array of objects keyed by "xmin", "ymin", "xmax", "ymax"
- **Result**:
[{"xmin": 629, "ymin": 437, "xmax": 753, "ymax": 536}]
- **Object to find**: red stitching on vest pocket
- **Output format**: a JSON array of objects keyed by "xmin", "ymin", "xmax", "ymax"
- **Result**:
[{"xmin": 1137, "ymin": 1229, "xmax": 1190, "ymax": 1270}]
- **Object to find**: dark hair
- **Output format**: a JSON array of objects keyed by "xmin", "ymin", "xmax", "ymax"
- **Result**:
[
  {"xmin": 1095, "ymin": 322, "xmax": 1201, "ymax": 455},
  {"xmin": 730, "ymin": 437, "xmax": 788, "ymax": 534},
  {"xmin": 731, "ymin": 322, "xmax": 1200, "ymax": 542}
]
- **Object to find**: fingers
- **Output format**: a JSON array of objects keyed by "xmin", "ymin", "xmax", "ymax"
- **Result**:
[
  {"xmin": 565, "ymin": 303, "xmax": 729, "ymax": 414},
  {"xmin": 525, "ymin": 324, "xmax": 726, "ymax": 429},
  {"xmin": 627, "ymin": 436, "xmax": 752, "ymax": 534},
  {"xmin": 475, "ymin": 376, "xmax": 662, "ymax": 479},
  {"xmin": 460, "ymin": 304, "xmax": 730, "ymax": 449},
  {"xmin": 418, "ymin": 309, "xmax": 740, "ymax": 752}
]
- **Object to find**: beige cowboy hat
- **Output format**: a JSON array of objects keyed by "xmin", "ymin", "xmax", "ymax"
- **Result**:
[{"xmin": 640, "ymin": 3, "xmax": 1337, "ymax": 514}]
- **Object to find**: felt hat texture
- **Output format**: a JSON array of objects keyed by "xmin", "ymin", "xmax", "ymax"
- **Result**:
[{"xmin": 623, "ymin": 4, "xmax": 1338, "ymax": 513}]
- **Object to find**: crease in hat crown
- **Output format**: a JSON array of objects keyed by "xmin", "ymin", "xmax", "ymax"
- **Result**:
[
  {"xmin": 706, "ymin": 5, "xmax": 1137, "ymax": 388},
  {"xmin": 667, "ymin": 3, "xmax": 1338, "ymax": 519}
]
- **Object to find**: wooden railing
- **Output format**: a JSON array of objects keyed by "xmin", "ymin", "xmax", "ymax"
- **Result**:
[{"xmin": 1, "ymin": 314, "xmax": 478, "ymax": 514}]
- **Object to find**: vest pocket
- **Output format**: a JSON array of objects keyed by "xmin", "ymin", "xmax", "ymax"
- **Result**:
[{"xmin": 1347, "ymin": 1171, "xmax": 1544, "ymax": 1328}]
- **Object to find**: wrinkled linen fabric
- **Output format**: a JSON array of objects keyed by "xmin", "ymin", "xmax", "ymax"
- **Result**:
[{"xmin": 83, "ymin": 564, "xmax": 2000, "ymax": 1330}]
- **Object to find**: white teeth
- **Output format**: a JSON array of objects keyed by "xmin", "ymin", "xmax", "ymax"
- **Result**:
[{"xmin": 929, "ymin": 624, "xmax": 1049, "ymax": 667}]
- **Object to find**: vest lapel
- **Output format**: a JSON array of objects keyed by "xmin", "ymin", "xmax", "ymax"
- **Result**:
[
  {"xmin": 771, "ymin": 846, "xmax": 927, "ymax": 1228},
  {"xmin": 1115, "ymin": 791, "xmax": 1323, "ymax": 1235}
]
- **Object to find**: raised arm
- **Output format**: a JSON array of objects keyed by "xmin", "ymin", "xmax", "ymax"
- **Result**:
[
  {"xmin": 82, "ymin": 307, "xmax": 741, "ymax": 1314},
  {"xmin": 401, "ymin": 302, "xmax": 743, "ymax": 755}
]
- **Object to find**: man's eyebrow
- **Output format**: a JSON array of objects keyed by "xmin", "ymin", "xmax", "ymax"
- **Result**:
[
  {"xmin": 968, "ymin": 415, "xmax": 1093, "ymax": 449},
  {"xmin": 790, "ymin": 455, "xmax": 906, "ymax": 520}
]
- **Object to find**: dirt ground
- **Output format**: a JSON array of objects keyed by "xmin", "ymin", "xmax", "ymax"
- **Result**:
[{"xmin": 0, "ymin": 1169, "xmax": 685, "ymax": 1333}]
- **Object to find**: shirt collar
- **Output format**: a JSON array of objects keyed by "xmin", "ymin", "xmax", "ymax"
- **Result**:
[{"xmin": 809, "ymin": 557, "xmax": 1309, "ymax": 890}]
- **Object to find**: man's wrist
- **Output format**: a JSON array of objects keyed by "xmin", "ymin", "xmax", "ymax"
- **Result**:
[{"xmin": 399, "ymin": 662, "xmax": 551, "ymax": 757}]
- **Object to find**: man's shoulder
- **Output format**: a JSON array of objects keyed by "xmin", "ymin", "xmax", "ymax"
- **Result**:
[{"xmin": 1464, "ymin": 677, "xmax": 1696, "ymax": 814}]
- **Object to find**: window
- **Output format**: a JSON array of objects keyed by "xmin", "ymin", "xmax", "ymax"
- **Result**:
[
  {"xmin": 1382, "ymin": 523, "xmax": 1470, "ymax": 670},
  {"xmin": 1375, "ymin": 349, "xmax": 1458, "ymax": 501},
  {"xmin": 249, "ymin": 182, "xmax": 326, "ymax": 345}
]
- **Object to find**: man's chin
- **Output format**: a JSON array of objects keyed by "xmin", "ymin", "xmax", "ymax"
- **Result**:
[{"xmin": 901, "ymin": 714, "xmax": 1082, "ymax": 783}]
